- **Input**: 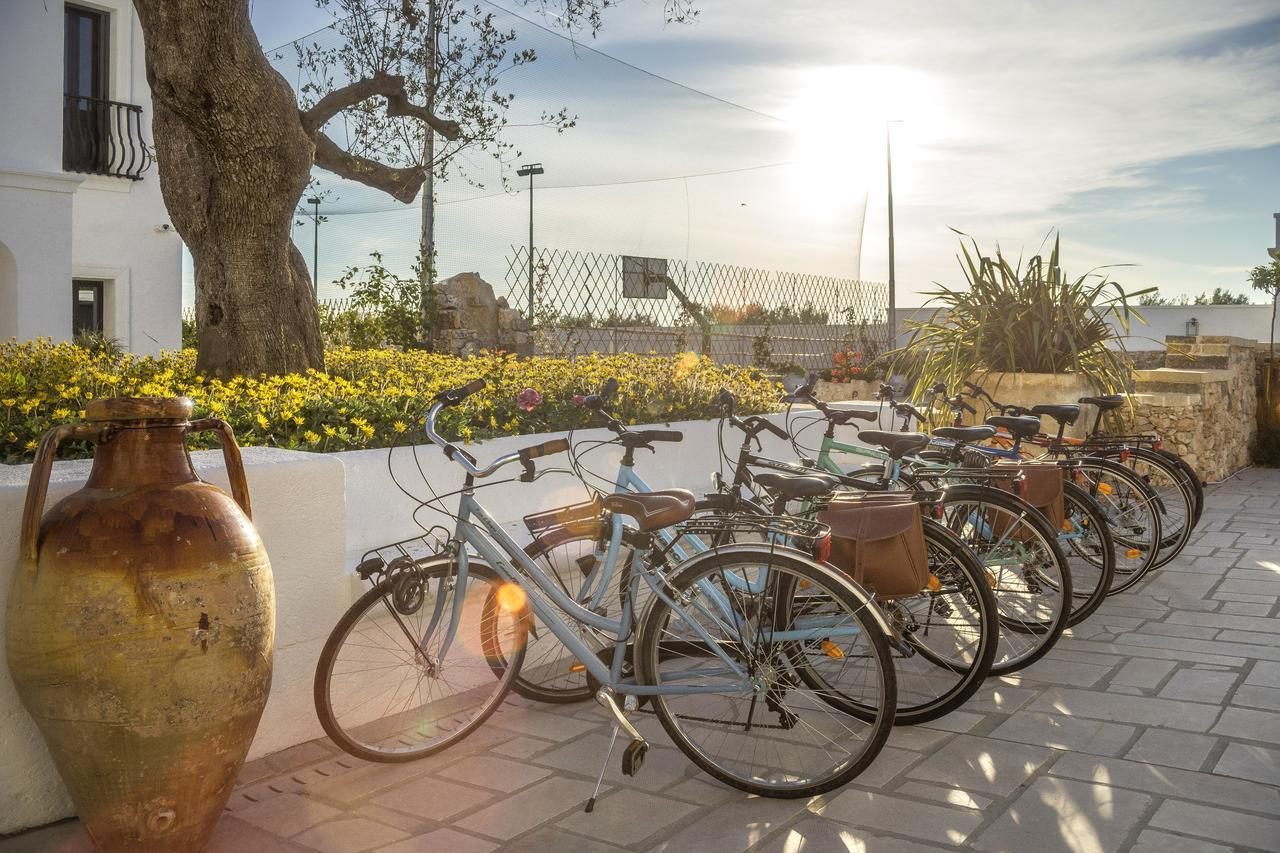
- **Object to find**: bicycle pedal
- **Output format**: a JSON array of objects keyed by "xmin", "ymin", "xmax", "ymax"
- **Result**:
[{"xmin": 622, "ymin": 739, "xmax": 648, "ymax": 776}]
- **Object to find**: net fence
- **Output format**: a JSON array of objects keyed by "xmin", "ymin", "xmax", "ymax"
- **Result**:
[{"xmin": 181, "ymin": 1, "xmax": 887, "ymax": 366}]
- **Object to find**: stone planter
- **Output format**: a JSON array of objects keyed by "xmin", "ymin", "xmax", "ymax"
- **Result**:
[
  {"xmin": 814, "ymin": 379, "xmax": 879, "ymax": 402},
  {"xmin": 967, "ymin": 372, "xmax": 1097, "ymax": 438}
]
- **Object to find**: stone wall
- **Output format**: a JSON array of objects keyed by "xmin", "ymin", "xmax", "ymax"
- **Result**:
[
  {"xmin": 1128, "ymin": 336, "xmax": 1257, "ymax": 482},
  {"xmin": 433, "ymin": 272, "xmax": 531, "ymax": 355}
]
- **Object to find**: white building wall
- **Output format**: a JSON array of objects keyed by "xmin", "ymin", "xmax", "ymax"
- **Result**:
[{"xmin": 0, "ymin": 0, "xmax": 182, "ymax": 353}]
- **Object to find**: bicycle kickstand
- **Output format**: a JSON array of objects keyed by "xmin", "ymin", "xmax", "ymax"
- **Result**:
[{"xmin": 584, "ymin": 687, "xmax": 648, "ymax": 813}]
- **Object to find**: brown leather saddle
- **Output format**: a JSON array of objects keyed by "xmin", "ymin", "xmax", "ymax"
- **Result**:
[{"xmin": 601, "ymin": 489, "xmax": 697, "ymax": 532}]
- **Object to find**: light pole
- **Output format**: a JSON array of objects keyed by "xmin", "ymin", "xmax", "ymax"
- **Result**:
[
  {"xmin": 307, "ymin": 196, "xmax": 321, "ymax": 296},
  {"xmin": 885, "ymin": 121, "xmax": 902, "ymax": 346},
  {"xmin": 516, "ymin": 162, "xmax": 544, "ymax": 319}
]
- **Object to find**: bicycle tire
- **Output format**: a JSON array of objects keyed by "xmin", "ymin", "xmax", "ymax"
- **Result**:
[
  {"xmin": 635, "ymin": 548, "xmax": 896, "ymax": 798},
  {"xmin": 314, "ymin": 559, "xmax": 527, "ymax": 762}
]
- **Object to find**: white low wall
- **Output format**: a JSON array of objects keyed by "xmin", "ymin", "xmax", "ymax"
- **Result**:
[{"xmin": 0, "ymin": 407, "xmax": 880, "ymax": 833}]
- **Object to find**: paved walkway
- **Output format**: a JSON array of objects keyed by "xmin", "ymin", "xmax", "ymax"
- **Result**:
[{"xmin": 8, "ymin": 469, "xmax": 1280, "ymax": 852}]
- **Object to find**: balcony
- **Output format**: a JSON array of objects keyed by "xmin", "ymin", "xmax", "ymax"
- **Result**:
[{"xmin": 62, "ymin": 94, "xmax": 152, "ymax": 181}]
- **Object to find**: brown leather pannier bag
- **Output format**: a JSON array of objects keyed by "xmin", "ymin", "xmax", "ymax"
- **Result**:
[
  {"xmin": 817, "ymin": 496, "xmax": 929, "ymax": 599},
  {"xmin": 992, "ymin": 461, "xmax": 1065, "ymax": 537}
]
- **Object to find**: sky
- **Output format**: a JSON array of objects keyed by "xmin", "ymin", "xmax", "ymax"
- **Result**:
[{"xmin": 209, "ymin": 0, "xmax": 1280, "ymax": 309}]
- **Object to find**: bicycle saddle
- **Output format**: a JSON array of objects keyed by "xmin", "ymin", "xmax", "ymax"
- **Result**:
[
  {"xmin": 931, "ymin": 425, "xmax": 996, "ymax": 443},
  {"xmin": 1079, "ymin": 394, "xmax": 1125, "ymax": 412},
  {"xmin": 986, "ymin": 415, "xmax": 1041, "ymax": 439},
  {"xmin": 601, "ymin": 490, "xmax": 696, "ymax": 533},
  {"xmin": 753, "ymin": 471, "xmax": 838, "ymax": 500},
  {"xmin": 857, "ymin": 430, "xmax": 930, "ymax": 459},
  {"xmin": 1029, "ymin": 403, "xmax": 1080, "ymax": 425}
]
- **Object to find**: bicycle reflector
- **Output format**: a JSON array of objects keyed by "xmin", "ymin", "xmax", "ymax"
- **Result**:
[
  {"xmin": 1118, "ymin": 448, "xmax": 1131, "ymax": 463},
  {"xmin": 820, "ymin": 640, "xmax": 845, "ymax": 660},
  {"xmin": 1152, "ymin": 439, "xmax": 1163, "ymax": 450},
  {"xmin": 1126, "ymin": 548, "xmax": 1142, "ymax": 558},
  {"xmin": 813, "ymin": 533, "xmax": 832, "ymax": 564},
  {"xmin": 1097, "ymin": 482, "xmax": 1115, "ymax": 495}
]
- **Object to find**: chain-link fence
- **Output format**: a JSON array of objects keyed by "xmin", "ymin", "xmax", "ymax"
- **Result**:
[{"xmin": 510, "ymin": 246, "xmax": 889, "ymax": 371}]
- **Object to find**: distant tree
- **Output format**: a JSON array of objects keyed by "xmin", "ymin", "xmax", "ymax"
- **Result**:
[
  {"xmin": 1194, "ymin": 287, "xmax": 1252, "ymax": 305},
  {"xmin": 131, "ymin": 0, "xmax": 695, "ymax": 376},
  {"xmin": 1250, "ymin": 260, "xmax": 1280, "ymax": 362}
]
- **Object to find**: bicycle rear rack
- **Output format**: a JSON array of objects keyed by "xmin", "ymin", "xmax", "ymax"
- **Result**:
[{"xmin": 354, "ymin": 526, "xmax": 452, "ymax": 586}]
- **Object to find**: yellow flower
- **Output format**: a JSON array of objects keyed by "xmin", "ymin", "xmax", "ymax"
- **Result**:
[
  {"xmin": 256, "ymin": 413, "xmax": 270, "ymax": 430},
  {"xmin": 1, "ymin": 399, "xmax": 15, "ymax": 407},
  {"xmin": 293, "ymin": 416, "xmax": 304, "ymax": 426},
  {"xmin": 25, "ymin": 439, "xmax": 38, "ymax": 451},
  {"xmin": 53, "ymin": 408, "xmax": 71, "ymax": 419},
  {"xmin": 303, "ymin": 430, "xmax": 321, "ymax": 443},
  {"xmin": 393, "ymin": 421, "xmax": 407, "ymax": 433},
  {"xmin": 323, "ymin": 424, "xmax": 337, "ymax": 437}
]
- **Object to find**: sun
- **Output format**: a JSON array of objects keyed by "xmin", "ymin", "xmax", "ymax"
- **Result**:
[{"xmin": 784, "ymin": 65, "xmax": 948, "ymax": 213}]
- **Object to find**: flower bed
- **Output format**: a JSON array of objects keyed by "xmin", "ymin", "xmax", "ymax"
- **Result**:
[{"xmin": 0, "ymin": 341, "xmax": 780, "ymax": 463}]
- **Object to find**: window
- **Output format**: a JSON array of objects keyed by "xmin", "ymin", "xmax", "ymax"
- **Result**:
[
  {"xmin": 64, "ymin": 5, "xmax": 110, "ymax": 174},
  {"xmin": 73, "ymin": 280, "xmax": 105, "ymax": 336}
]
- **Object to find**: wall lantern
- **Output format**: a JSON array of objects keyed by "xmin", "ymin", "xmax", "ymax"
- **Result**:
[{"xmin": 1185, "ymin": 317, "xmax": 1200, "ymax": 337}]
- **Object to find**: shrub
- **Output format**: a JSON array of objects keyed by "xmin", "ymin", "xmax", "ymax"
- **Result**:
[
  {"xmin": 890, "ymin": 231, "xmax": 1152, "ymax": 400},
  {"xmin": 0, "ymin": 340, "xmax": 780, "ymax": 464}
]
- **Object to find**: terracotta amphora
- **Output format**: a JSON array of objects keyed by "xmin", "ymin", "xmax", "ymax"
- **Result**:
[{"xmin": 6, "ymin": 397, "xmax": 274, "ymax": 851}]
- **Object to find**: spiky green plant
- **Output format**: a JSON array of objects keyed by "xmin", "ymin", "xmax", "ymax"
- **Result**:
[{"xmin": 890, "ymin": 231, "xmax": 1152, "ymax": 403}]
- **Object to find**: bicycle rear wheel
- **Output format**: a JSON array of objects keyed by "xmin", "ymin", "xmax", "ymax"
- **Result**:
[
  {"xmin": 1069, "ymin": 458, "xmax": 1164, "ymax": 595},
  {"xmin": 939, "ymin": 485, "xmax": 1071, "ymax": 675},
  {"xmin": 314, "ymin": 559, "xmax": 528, "ymax": 762},
  {"xmin": 636, "ymin": 549, "xmax": 895, "ymax": 798},
  {"xmin": 1099, "ymin": 446, "xmax": 1196, "ymax": 568}
]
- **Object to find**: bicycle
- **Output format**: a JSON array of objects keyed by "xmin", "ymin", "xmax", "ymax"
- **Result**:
[{"xmin": 315, "ymin": 378, "xmax": 898, "ymax": 801}]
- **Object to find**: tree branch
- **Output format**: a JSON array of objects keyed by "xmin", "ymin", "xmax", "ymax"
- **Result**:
[
  {"xmin": 312, "ymin": 133, "xmax": 426, "ymax": 203},
  {"xmin": 300, "ymin": 71, "xmax": 461, "ymax": 140}
]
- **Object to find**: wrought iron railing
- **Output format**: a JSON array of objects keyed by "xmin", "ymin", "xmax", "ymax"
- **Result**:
[{"xmin": 63, "ymin": 95, "xmax": 152, "ymax": 180}]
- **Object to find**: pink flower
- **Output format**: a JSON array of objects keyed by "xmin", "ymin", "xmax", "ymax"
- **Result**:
[
  {"xmin": 572, "ymin": 394, "xmax": 586, "ymax": 407},
  {"xmin": 517, "ymin": 388, "xmax": 542, "ymax": 411}
]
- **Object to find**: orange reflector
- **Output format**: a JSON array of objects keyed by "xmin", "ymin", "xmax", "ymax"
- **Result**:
[
  {"xmin": 1097, "ymin": 483, "xmax": 1114, "ymax": 495},
  {"xmin": 820, "ymin": 640, "xmax": 845, "ymax": 660},
  {"xmin": 927, "ymin": 574, "xmax": 942, "ymax": 592},
  {"xmin": 985, "ymin": 570, "xmax": 998, "ymax": 589},
  {"xmin": 1126, "ymin": 548, "xmax": 1141, "ymax": 558},
  {"xmin": 496, "ymin": 582, "xmax": 527, "ymax": 613},
  {"xmin": 799, "ymin": 579, "xmax": 812, "ymax": 589},
  {"xmin": 1062, "ymin": 520, "xmax": 1075, "ymax": 533},
  {"xmin": 569, "ymin": 661, "xmax": 586, "ymax": 673}
]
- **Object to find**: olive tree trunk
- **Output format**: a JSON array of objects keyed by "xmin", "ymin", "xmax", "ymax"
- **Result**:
[{"xmin": 133, "ymin": 0, "xmax": 324, "ymax": 376}]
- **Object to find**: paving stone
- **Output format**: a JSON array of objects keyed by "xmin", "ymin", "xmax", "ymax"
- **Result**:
[
  {"xmin": 1131, "ymin": 622, "xmax": 1219, "ymax": 640},
  {"xmin": 0, "ymin": 821, "xmax": 94, "ymax": 853},
  {"xmin": 661, "ymin": 776, "xmax": 738, "ymax": 806},
  {"xmin": 1110, "ymin": 657, "xmax": 1177, "ymax": 689},
  {"xmin": 852, "ymin": 746, "xmax": 923, "ymax": 787},
  {"xmin": 304, "ymin": 756, "xmax": 450, "ymax": 804},
  {"xmin": 1212, "ymin": 741, "xmax": 1280, "ymax": 786},
  {"xmin": 437, "ymin": 754, "xmax": 552, "ymax": 793},
  {"xmin": 895, "ymin": 781, "xmax": 993, "ymax": 810},
  {"xmin": 454, "ymin": 777, "xmax": 599, "ymax": 840},
  {"xmin": 235, "ymin": 792, "xmax": 344, "ymax": 838},
  {"xmin": 887, "ymin": 725, "xmax": 952, "ymax": 753},
  {"xmin": 971, "ymin": 775, "xmax": 1151, "ymax": 853},
  {"xmin": 1149, "ymin": 800, "xmax": 1280, "ymax": 850},
  {"xmin": 487, "ymin": 706, "xmax": 602, "ymax": 742},
  {"xmin": 905, "ymin": 734, "xmax": 1052, "ymax": 796},
  {"xmin": 1219, "ymin": 601, "xmax": 1273, "ymax": 616},
  {"xmin": 1232, "ymin": 683, "xmax": 1280, "ymax": 712},
  {"xmin": 558, "ymin": 787, "xmax": 699, "ymax": 845},
  {"xmin": 649, "ymin": 795, "xmax": 809, "ymax": 853},
  {"xmin": 1246, "ymin": 660, "xmax": 1280, "ymax": 688},
  {"xmin": 753, "ymin": 817, "xmax": 939, "ymax": 853},
  {"xmin": 918, "ymin": 709, "xmax": 986, "ymax": 734},
  {"xmin": 1049, "ymin": 753, "xmax": 1280, "ymax": 814},
  {"xmin": 962, "ymin": 683, "xmax": 1041, "ymax": 715},
  {"xmin": 1212, "ymin": 590, "xmax": 1278, "ymax": 604},
  {"xmin": 507, "ymin": 827, "xmax": 629, "ymax": 853},
  {"xmin": 1059, "ymin": 637, "xmax": 1244, "ymax": 668},
  {"xmin": 1027, "ymin": 687, "xmax": 1220, "ymax": 731},
  {"xmin": 490, "ymin": 736, "xmax": 556, "ymax": 760},
  {"xmin": 264, "ymin": 740, "xmax": 338, "ymax": 774},
  {"xmin": 1211, "ymin": 706, "xmax": 1280, "ymax": 743},
  {"xmin": 369, "ymin": 776, "xmax": 493, "ymax": 822},
  {"xmin": 1111, "ymin": 632, "xmax": 1264, "ymax": 665},
  {"xmin": 814, "ymin": 789, "xmax": 983, "ymax": 845},
  {"xmin": 1157, "ymin": 668, "xmax": 1238, "ymax": 703},
  {"xmin": 207, "ymin": 816, "xmax": 315, "ymax": 852},
  {"xmin": 350, "ymin": 805, "xmax": 425, "ymax": 834},
  {"xmin": 989, "ymin": 711, "xmax": 1135, "ymax": 756},
  {"xmin": 1215, "ymin": 628, "xmax": 1279, "ymax": 645},
  {"xmin": 1168, "ymin": 609, "xmax": 1280, "ymax": 635},
  {"xmin": 1123, "ymin": 728, "xmax": 1216, "ymax": 771},
  {"xmin": 1130, "ymin": 828, "xmax": 1232, "ymax": 853},
  {"xmin": 292, "ymin": 818, "xmax": 409, "ymax": 853},
  {"xmin": 374, "ymin": 827, "xmax": 497, "ymax": 853}
]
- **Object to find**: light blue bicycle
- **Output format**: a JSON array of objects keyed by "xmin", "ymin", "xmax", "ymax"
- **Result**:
[{"xmin": 314, "ymin": 379, "xmax": 897, "ymax": 800}]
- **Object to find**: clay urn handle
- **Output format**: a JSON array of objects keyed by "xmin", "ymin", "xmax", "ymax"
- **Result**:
[
  {"xmin": 21, "ymin": 423, "xmax": 107, "ymax": 563},
  {"xmin": 187, "ymin": 418, "xmax": 253, "ymax": 521}
]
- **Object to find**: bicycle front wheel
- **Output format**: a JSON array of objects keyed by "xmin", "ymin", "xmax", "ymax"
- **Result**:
[
  {"xmin": 636, "ymin": 549, "xmax": 895, "ymax": 798},
  {"xmin": 1069, "ymin": 458, "xmax": 1164, "ymax": 595},
  {"xmin": 314, "ymin": 559, "xmax": 528, "ymax": 762}
]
